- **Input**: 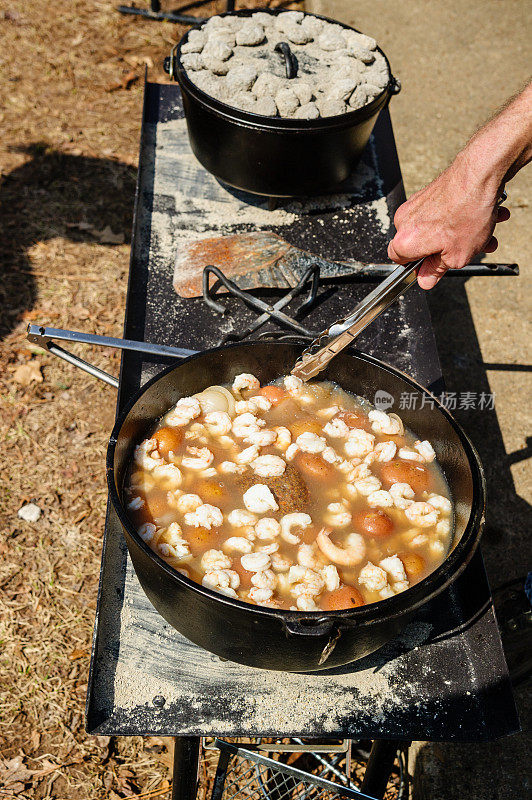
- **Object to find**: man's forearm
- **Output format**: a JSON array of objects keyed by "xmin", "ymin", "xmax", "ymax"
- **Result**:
[{"xmin": 457, "ymin": 81, "xmax": 532, "ymax": 194}]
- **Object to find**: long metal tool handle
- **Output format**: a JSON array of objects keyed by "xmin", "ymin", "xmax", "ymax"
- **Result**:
[
  {"xmin": 291, "ymin": 259, "xmax": 423, "ymax": 381},
  {"xmin": 27, "ymin": 324, "xmax": 197, "ymax": 388}
]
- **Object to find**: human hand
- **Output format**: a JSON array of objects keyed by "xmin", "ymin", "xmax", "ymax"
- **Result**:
[{"xmin": 388, "ymin": 157, "xmax": 510, "ymax": 290}]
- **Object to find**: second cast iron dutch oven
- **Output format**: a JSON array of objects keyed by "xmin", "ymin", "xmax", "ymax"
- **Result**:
[
  {"xmin": 165, "ymin": 9, "xmax": 400, "ymax": 197},
  {"xmin": 107, "ymin": 342, "xmax": 486, "ymax": 672}
]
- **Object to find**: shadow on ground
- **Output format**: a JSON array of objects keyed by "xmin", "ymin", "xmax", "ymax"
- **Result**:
[
  {"xmin": 409, "ymin": 278, "xmax": 532, "ymax": 799},
  {"xmin": 0, "ymin": 143, "xmax": 137, "ymax": 340}
]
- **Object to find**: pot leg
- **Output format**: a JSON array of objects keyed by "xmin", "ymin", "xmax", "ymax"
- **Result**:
[
  {"xmin": 360, "ymin": 739, "xmax": 407, "ymax": 799},
  {"xmin": 172, "ymin": 737, "xmax": 201, "ymax": 800}
]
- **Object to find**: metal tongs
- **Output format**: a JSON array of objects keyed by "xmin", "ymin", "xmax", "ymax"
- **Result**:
[
  {"xmin": 292, "ymin": 190, "xmax": 511, "ymax": 381},
  {"xmin": 291, "ymin": 258, "xmax": 424, "ymax": 381}
]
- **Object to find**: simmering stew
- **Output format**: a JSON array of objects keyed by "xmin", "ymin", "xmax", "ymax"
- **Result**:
[{"xmin": 124, "ymin": 374, "xmax": 453, "ymax": 611}]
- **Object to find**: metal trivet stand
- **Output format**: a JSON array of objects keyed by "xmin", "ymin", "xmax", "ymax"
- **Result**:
[
  {"xmin": 203, "ymin": 264, "xmax": 321, "ymax": 342},
  {"xmin": 117, "ymin": 0, "xmax": 235, "ymax": 26}
]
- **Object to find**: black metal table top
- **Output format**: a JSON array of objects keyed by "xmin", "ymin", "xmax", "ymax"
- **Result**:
[{"xmin": 86, "ymin": 82, "xmax": 518, "ymax": 741}]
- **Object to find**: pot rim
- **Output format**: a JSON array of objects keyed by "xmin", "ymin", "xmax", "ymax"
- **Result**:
[
  {"xmin": 106, "ymin": 341, "xmax": 486, "ymax": 631},
  {"xmin": 174, "ymin": 8, "xmax": 398, "ymax": 131}
]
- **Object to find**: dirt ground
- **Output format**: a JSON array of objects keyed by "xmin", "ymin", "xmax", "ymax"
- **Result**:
[{"xmin": 0, "ymin": 1, "xmax": 530, "ymax": 799}]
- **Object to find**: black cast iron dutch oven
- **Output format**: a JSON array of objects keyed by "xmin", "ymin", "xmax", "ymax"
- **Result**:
[
  {"xmin": 166, "ymin": 9, "xmax": 401, "ymax": 197},
  {"xmin": 107, "ymin": 341, "xmax": 486, "ymax": 672}
]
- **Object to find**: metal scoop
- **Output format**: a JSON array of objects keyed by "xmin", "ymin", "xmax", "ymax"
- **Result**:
[{"xmin": 291, "ymin": 258, "xmax": 425, "ymax": 381}]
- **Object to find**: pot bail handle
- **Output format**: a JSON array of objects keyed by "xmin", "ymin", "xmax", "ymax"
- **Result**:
[{"xmin": 274, "ymin": 42, "xmax": 298, "ymax": 79}]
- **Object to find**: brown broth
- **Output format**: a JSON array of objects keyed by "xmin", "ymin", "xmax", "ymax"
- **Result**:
[{"xmin": 124, "ymin": 378, "xmax": 453, "ymax": 611}]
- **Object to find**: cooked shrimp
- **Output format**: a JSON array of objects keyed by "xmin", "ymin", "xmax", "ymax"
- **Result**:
[
  {"xmin": 368, "ymin": 410, "xmax": 404, "ymax": 435},
  {"xmin": 134, "ymin": 439, "xmax": 163, "ymax": 471},
  {"xmin": 296, "ymin": 594, "xmax": 319, "ymax": 611},
  {"xmin": 372, "ymin": 441, "xmax": 397, "ymax": 462},
  {"xmin": 243, "ymin": 484, "xmax": 279, "ymax": 514},
  {"xmin": 323, "ymin": 418, "xmax": 350, "ymax": 438},
  {"xmin": 232, "ymin": 413, "xmax": 265, "ymax": 439},
  {"xmin": 415, "ymin": 440, "xmax": 436, "ymax": 462},
  {"xmin": 255, "ymin": 517, "xmax": 281, "ymax": 539},
  {"xmin": 223, "ymin": 537, "xmax": 254, "ymax": 554},
  {"xmin": 367, "ymin": 489, "xmax": 394, "ymax": 508},
  {"xmin": 273, "ymin": 426, "xmax": 292, "ymax": 451},
  {"xmin": 228, "ymin": 509, "xmax": 257, "ymax": 527},
  {"xmin": 245, "ymin": 429, "xmax": 277, "ymax": 447},
  {"xmin": 389, "ymin": 482, "xmax": 415, "ymax": 510},
  {"xmin": 353, "ymin": 475, "xmax": 382, "ymax": 495},
  {"xmin": 156, "ymin": 523, "xmax": 191, "ymax": 561},
  {"xmin": 280, "ymin": 513, "xmax": 312, "ymax": 544},
  {"xmin": 184, "ymin": 423, "xmax": 208, "ymax": 443},
  {"xmin": 232, "ymin": 373, "xmax": 260, "ymax": 393},
  {"xmin": 204, "ymin": 411, "xmax": 232, "ymax": 436},
  {"xmin": 248, "ymin": 587, "xmax": 273, "ymax": 604},
  {"xmin": 285, "ymin": 443, "xmax": 300, "ymax": 461},
  {"xmin": 152, "ymin": 463, "xmax": 183, "ymax": 488},
  {"xmin": 249, "ymin": 395, "xmax": 272, "ymax": 412},
  {"xmin": 184, "ymin": 503, "xmax": 223, "ymax": 529},
  {"xmin": 201, "ymin": 549, "xmax": 232, "ymax": 571},
  {"xmin": 316, "ymin": 528, "xmax": 366, "ymax": 566},
  {"xmin": 202, "ymin": 568, "xmax": 240, "ymax": 597},
  {"xmin": 324, "ymin": 502, "xmax": 352, "ymax": 528},
  {"xmin": 235, "ymin": 400, "xmax": 257, "ymax": 414},
  {"xmin": 271, "ymin": 552, "xmax": 293, "ymax": 572},
  {"xmin": 288, "ymin": 566, "xmax": 324, "ymax": 597},
  {"xmin": 235, "ymin": 444, "xmax": 260, "ymax": 465},
  {"xmin": 218, "ymin": 461, "xmax": 246, "ymax": 475},
  {"xmin": 322, "ymin": 446, "xmax": 341, "ymax": 464},
  {"xmin": 297, "ymin": 543, "xmax": 322, "ymax": 569},
  {"xmin": 436, "ymin": 518, "xmax": 451, "ymax": 536},
  {"xmin": 127, "ymin": 496, "xmax": 145, "ymax": 511},
  {"xmin": 344, "ymin": 429, "xmax": 375, "ymax": 458},
  {"xmin": 251, "ymin": 569, "xmax": 277, "ymax": 590},
  {"xmin": 427, "ymin": 493, "xmax": 452, "ymax": 515},
  {"xmin": 256, "ymin": 542, "xmax": 279, "ymax": 554},
  {"xmin": 250, "ymin": 454, "xmax": 286, "ymax": 477},
  {"xmin": 138, "ymin": 522, "xmax": 157, "ymax": 543},
  {"xmin": 166, "ymin": 397, "xmax": 201, "ymax": 427},
  {"xmin": 296, "ymin": 432, "xmax": 327, "ymax": 453},
  {"xmin": 176, "ymin": 493, "xmax": 202, "ymax": 513},
  {"xmin": 321, "ymin": 564, "xmax": 340, "ymax": 592},
  {"xmin": 317, "ymin": 404, "xmax": 340, "ymax": 419},
  {"xmin": 379, "ymin": 554, "xmax": 408, "ymax": 585},
  {"xmin": 404, "ymin": 502, "xmax": 439, "ymax": 527},
  {"xmin": 181, "ymin": 446, "xmax": 214, "ymax": 470},
  {"xmin": 284, "ymin": 375, "xmax": 303, "ymax": 393},
  {"xmin": 397, "ymin": 447, "xmax": 423, "ymax": 462},
  {"xmin": 241, "ymin": 552, "xmax": 271, "ymax": 572},
  {"xmin": 358, "ymin": 561, "xmax": 388, "ymax": 592}
]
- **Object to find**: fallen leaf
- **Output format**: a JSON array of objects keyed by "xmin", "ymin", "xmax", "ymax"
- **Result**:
[
  {"xmin": 13, "ymin": 360, "xmax": 43, "ymax": 386},
  {"xmin": 30, "ymin": 730, "xmax": 41, "ymax": 752},
  {"xmin": 92, "ymin": 225, "xmax": 124, "ymax": 244},
  {"xmin": 0, "ymin": 756, "xmax": 33, "ymax": 786},
  {"xmin": 68, "ymin": 649, "xmax": 88, "ymax": 660},
  {"xmin": 71, "ymin": 33, "xmax": 84, "ymax": 46}
]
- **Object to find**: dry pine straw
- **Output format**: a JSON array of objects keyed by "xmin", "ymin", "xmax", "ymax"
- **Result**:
[{"xmin": 0, "ymin": 1, "xmax": 400, "ymax": 798}]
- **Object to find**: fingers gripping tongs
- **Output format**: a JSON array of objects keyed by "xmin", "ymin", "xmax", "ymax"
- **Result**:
[{"xmin": 291, "ymin": 259, "xmax": 424, "ymax": 381}]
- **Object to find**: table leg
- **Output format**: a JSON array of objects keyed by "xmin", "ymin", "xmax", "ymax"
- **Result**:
[
  {"xmin": 359, "ymin": 740, "xmax": 401, "ymax": 799},
  {"xmin": 172, "ymin": 737, "xmax": 201, "ymax": 800}
]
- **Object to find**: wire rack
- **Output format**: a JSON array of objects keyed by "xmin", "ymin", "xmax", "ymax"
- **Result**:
[{"xmin": 210, "ymin": 740, "xmax": 381, "ymax": 800}]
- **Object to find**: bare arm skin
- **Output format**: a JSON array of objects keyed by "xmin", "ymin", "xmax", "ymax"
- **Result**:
[{"xmin": 388, "ymin": 81, "xmax": 532, "ymax": 289}]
